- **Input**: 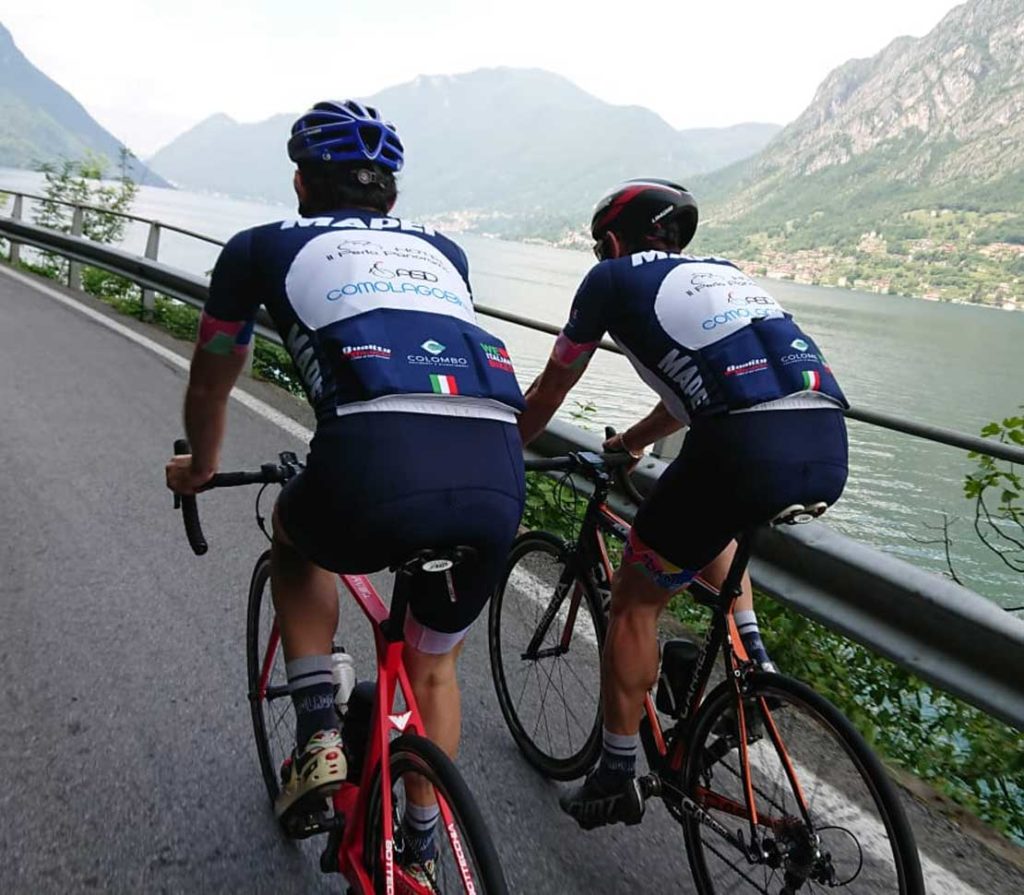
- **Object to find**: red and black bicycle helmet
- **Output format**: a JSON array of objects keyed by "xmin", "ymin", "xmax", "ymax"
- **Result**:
[{"xmin": 590, "ymin": 178, "xmax": 698, "ymax": 257}]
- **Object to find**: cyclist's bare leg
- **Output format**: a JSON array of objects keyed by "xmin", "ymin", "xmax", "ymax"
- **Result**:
[
  {"xmin": 698, "ymin": 539, "xmax": 754, "ymax": 613},
  {"xmin": 403, "ymin": 641, "xmax": 464, "ymax": 806},
  {"xmin": 602, "ymin": 541, "xmax": 753, "ymax": 735},
  {"xmin": 602, "ymin": 562, "xmax": 673, "ymax": 735},
  {"xmin": 270, "ymin": 504, "xmax": 338, "ymax": 661}
]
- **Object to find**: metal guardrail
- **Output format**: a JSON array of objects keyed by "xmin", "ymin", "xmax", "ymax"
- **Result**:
[
  {"xmin": 2, "ymin": 214, "xmax": 1023, "ymax": 729},
  {"xmin": 534, "ymin": 420, "xmax": 1024, "ymax": 731}
]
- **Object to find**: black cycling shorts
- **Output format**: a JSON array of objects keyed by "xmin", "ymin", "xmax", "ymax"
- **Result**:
[
  {"xmin": 631, "ymin": 408, "xmax": 849, "ymax": 579},
  {"xmin": 276, "ymin": 412, "xmax": 525, "ymax": 633}
]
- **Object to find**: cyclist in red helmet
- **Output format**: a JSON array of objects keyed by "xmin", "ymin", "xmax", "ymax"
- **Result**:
[{"xmin": 518, "ymin": 179, "xmax": 849, "ymax": 829}]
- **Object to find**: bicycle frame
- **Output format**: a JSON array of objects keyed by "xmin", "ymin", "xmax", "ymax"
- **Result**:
[
  {"xmin": 548, "ymin": 476, "xmax": 812, "ymax": 857},
  {"xmin": 255, "ymin": 569, "xmax": 476, "ymax": 895}
]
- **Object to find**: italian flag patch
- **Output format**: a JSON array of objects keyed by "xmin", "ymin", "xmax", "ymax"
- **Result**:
[
  {"xmin": 430, "ymin": 374, "xmax": 459, "ymax": 395},
  {"xmin": 802, "ymin": 370, "xmax": 822, "ymax": 391}
]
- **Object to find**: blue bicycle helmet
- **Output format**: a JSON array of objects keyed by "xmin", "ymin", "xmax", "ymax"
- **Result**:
[{"xmin": 287, "ymin": 100, "xmax": 404, "ymax": 172}]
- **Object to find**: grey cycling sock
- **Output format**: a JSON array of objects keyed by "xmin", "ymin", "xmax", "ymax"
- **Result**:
[
  {"xmin": 403, "ymin": 801, "xmax": 440, "ymax": 859},
  {"xmin": 734, "ymin": 609, "xmax": 772, "ymax": 666},
  {"xmin": 286, "ymin": 655, "xmax": 337, "ymax": 747},
  {"xmin": 597, "ymin": 727, "xmax": 638, "ymax": 780}
]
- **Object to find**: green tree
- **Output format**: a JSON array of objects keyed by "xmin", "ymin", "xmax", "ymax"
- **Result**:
[
  {"xmin": 31, "ymin": 147, "xmax": 139, "ymax": 275},
  {"xmin": 964, "ymin": 411, "xmax": 1024, "ymax": 576}
]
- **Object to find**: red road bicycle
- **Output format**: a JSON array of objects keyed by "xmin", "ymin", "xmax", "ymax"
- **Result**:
[
  {"xmin": 489, "ymin": 446, "xmax": 923, "ymax": 894},
  {"xmin": 173, "ymin": 441, "xmax": 509, "ymax": 894}
]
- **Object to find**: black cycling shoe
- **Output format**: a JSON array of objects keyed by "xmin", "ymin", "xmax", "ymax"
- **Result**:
[{"xmin": 559, "ymin": 770, "xmax": 645, "ymax": 831}]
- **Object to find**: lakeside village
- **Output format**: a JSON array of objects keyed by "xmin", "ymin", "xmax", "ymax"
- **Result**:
[{"xmin": 415, "ymin": 208, "xmax": 1022, "ymax": 310}]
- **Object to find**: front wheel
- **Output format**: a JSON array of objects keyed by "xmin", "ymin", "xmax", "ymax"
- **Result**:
[
  {"xmin": 488, "ymin": 531, "xmax": 606, "ymax": 780},
  {"xmin": 246, "ymin": 551, "xmax": 293, "ymax": 806},
  {"xmin": 363, "ymin": 733, "xmax": 509, "ymax": 894},
  {"xmin": 679, "ymin": 674, "xmax": 923, "ymax": 894}
]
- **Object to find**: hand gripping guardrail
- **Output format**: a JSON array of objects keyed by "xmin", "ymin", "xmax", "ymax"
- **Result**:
[{"xmin": 3, "ymin": 215, "xmax": 1023, "ymax": 729}]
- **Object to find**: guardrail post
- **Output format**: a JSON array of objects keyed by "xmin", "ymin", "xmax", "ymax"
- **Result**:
[
  {"xmin": 68, "ymin": 206, "xmax": 84, "ymax": 291},
  {"xmin": 141, "ymin": 222, "xmax": 161, "ymax": 320},
  {"xmin": 8, "ymin": 194, "xmax": 23, "ymax": 264},
  {"xmin": 652, "ymin": 430, "xmax": 685, "ymax": 460}
]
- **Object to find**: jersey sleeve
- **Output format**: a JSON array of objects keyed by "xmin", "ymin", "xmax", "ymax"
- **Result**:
[
  {"xmin": 554, "ymin": 262, "xmax": 614, "ymax": 365},
  {"xmin": 201, "ymin": 229, "xmax": 259, "ymax": 355}
]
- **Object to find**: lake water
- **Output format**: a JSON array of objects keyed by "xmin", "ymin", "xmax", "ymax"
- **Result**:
[{"xmin": 3, "ymin": 170, "xmax": 1022, "ymax": 610}]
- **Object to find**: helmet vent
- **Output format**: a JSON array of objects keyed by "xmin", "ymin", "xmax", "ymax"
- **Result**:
[{"xmin": 358, "ymin": 125, "xmax": 383, "ymax": 158}]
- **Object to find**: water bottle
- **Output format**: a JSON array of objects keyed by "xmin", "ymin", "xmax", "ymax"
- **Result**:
[
  {"xmin": 656, "ymin": 637, "xmax": 701, "ymax": 717},
  {"xmin": 331, "ymin": 646, "xmax": 357, "ymax": 714}
]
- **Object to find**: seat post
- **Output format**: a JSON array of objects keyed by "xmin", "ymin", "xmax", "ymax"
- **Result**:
[
  {"xmin": 384, "ymin": 568, "xmax": 413, "ymax": 643},
  {"xmin": 718, "ymin": 528, "xmax": 757, "ymax": 610}
]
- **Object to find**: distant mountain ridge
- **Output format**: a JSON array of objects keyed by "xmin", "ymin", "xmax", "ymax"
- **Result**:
[
  {"xmin": 0, "ymin": 22, "xmax": 166, "ymax": 186},
  {"xmin": 700, "ymin": 0, "xmax": 1024, "ymax": 236},
  {"xmin": 683, "ymin": 0, "xmax": 1024, "ymax": 305},
  {"xmin": 147, "ymin": 68, "xmax": 780, "ymax": 234}
]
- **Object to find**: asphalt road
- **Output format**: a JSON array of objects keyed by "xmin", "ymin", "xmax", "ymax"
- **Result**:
[{"xmin": 1, "ymin": 267, "xmax": 1022, "ymax": 894}]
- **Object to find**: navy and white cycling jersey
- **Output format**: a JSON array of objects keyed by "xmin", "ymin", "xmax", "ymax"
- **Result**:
[
  {"xmin": 560, "ymin": 250, "xmax": 847, "ymax": 425},
  {"xmin": 206, "ymin": 208, "xmax": 524, "ymax": 424}
]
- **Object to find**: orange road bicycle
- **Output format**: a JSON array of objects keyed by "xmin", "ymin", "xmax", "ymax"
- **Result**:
[
  {"xmin": 488, "ymin": 446, "xmax": 924, "ymax": 894},
  {"xmin": 173, "ymin": 441, "xmax": 509, "ymax": 894}
]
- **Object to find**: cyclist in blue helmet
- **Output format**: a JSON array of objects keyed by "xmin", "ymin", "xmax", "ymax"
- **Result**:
[
  {"xmin": 166, "ymin": 99, "xmax": 525, "ymax": 880},
  {"xmin": 518, "ymin": 178, "xmax": 849, "ymax": 830}
]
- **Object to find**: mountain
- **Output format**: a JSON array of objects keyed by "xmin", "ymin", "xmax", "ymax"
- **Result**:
[
  {"xmin": 695, "ymin": 0, "xmax": 1024, "ymax": 303},
  {"xmin": 0, "ymin": 22, "xmax": 167, "ymax": 186},
  {"xmin": 147, "ymin": 68, "xmax": 779, "ymax": 234}
]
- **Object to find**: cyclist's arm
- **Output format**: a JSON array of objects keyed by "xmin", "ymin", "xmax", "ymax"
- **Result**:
[
  {"xmin": 174, "ymin": 231, "xmax": 258, "ymax": 489},
  {"xmin": 183, "ymin": 333, "xmax": 250, "ymax": 478},
  {"xmin": 615, "ymin": 401, "xmax": 684, "ymax": 455},
  {"xmin": 518, "ymin": 264, "xmax": 611, "ymax": 445},
  {"xmin": 518, "ymin": 337, "xmax": 594, "ymax": 445}
]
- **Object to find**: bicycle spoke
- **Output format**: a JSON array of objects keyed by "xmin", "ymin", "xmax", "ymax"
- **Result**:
[{"xmin": 683, "ymin": 682, "xmax": 911, "ymax": 893}]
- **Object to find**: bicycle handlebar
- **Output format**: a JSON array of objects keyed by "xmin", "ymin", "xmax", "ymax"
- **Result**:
[
  {"xmin": 173, "ymin": 438, "xmax": 208, "ymax": 556},
  {"xmin": 524, "ymin": 428, "xmax": 648, "ymax": 506},
  {"xmin": 171, "ymin": 440, "xmax": 295, "ymax": 556}
]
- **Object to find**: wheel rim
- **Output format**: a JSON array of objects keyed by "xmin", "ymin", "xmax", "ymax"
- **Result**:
[
  {"xmin": 682, "ymin": 685, "xmax": 908, "ymax": 893},
  {"xmin": 492, "ymin": 540, "xmax": 603, "ymax": 772},
  {"xmin": 368, "ymin": 748, "xmax": 492, "ymax": 893},
  {"xmin": 249, "ymin": 562, "xmax": 294, "ymax": 803}
]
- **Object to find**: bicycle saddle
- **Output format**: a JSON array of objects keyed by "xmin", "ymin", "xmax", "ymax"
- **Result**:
[
  {"xmin": 393, "ymin": 546, "xmax": 480, "ymax": 574},
  {"xmin": 770, "ymin": 502, "xmax": 828, "ymax": 526}
]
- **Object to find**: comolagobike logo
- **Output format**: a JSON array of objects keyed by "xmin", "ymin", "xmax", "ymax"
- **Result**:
[
  {"xmin": 701, "ymin": 307, "xmax": 782, "ymax": 330},
  {"xmin": 326, "ymin": 281, "xmax": 463, "ymax": 306}
]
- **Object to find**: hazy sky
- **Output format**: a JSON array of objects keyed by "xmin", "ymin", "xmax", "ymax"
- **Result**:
[{"xmin": 5, "ymin": 0, "xmax": 964, "ymax": 157}]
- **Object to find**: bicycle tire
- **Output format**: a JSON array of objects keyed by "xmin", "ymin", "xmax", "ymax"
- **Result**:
[
  {"xmin": 488, "ymin": 530, "xmax": 606, "ymax": 781},
  {"xmin": 245, "ymin": 550, "xmax": 293, "ymax": 806},
  {"xmin": 363, "ymin": 733, "xmax": 509, "ymax": 894},
  {"xmin": 679, "ymin": 673, "xmax": 924, "ymax": 894}
]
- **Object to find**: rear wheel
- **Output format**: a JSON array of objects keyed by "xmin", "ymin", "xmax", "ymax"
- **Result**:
[
  {"xmin": 679, "ymin": 674, "xmax": 923, "ymax": 894},
  {"xmin": 246, "ymin": 551, "xmax": 293, "ymax": 805},
  {"xmin": 488, "ymin": 531, "xmax": 605, "ymax": 780},
  {"xmin": 364, "ymin": 733, "xmax": 509, "ymax": 894}
]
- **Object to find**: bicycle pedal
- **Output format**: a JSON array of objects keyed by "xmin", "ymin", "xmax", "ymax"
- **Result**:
[
  {"xmin": 637, "ymin": 774, "xmax": 661, "ymax": 801},
  {"xmin": 281, "ymin": 802, "xmax": 336, "ymax": 840}
]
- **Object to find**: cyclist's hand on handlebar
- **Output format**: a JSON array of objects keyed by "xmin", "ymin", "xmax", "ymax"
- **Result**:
[
  {"xmin": 165, "ymin": 452, "xmax": 215, "ymax": 496},
  {"xmin": 602, "ymin": 431, "xmax": 644, "ymax": 470}
]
